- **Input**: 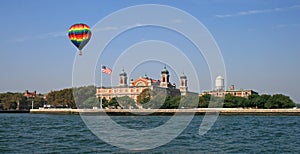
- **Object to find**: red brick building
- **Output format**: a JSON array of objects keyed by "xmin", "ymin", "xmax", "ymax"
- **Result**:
[
  {"xmin": 96, "ymin": 67, "xmax": 188, "ymax": 102},
  {"xmin": 24, "ymin": 90, "xmax": 36, "ymax": 98}
]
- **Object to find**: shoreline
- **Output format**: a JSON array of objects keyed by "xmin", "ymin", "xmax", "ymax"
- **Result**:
[
  {"xmin": 0, "ymin": 110, "xmax": 30, "ymax": 113},
  {"xmin": 28, "ymin": 108, "xmax": 300, "ymax": 116}
]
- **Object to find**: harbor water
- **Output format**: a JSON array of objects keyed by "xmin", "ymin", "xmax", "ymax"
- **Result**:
[{"xmin": 0, "ymin": 114, "xmax": 299, "ymax": 153}]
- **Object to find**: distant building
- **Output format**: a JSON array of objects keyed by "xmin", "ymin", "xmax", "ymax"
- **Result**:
[
  {"xmin": 215, "ymin": 75, "xmax": 225, "ymax": 91},
  {"xmin": 200, "ymin": 76, "xmax": 258, "ymax": 98},
  {"xmin": 96, "ymin": 66, "xmax": 189, "ymax": 102},
  {"xmin": 24, "ymin": 90, "xmax": 36, "ymax": 98},
  {"xmin": 23, "ymin": 90, "xmax": 37, "ymax": 110}
]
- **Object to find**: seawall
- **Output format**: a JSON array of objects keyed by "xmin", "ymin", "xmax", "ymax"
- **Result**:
[
  {"xmin": 0, "ymin": 110, "xmax": 30, "ymax": 113},
  {"xmin": 30, "ymin": 108, "xmax": 300, "ymax": 116}
]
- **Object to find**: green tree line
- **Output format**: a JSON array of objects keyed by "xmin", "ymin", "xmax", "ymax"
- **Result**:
[
  {"xmin": 0, "ymin": 92, "xmax": 44, "ymax": 110},
  {"xmin": 199, "ymin": 93, "xmax": 296, "ymax": 109},
  {"xmin": 0, "ymin": 87, "xmax": 297, "ymax": 110},
  {"xmin": 136, "ymin": 89, "xmax": 296, "ymax": 109},
  {"xmin": 46, "ymin": 86, "xmax": 97, "ymax": 109}
]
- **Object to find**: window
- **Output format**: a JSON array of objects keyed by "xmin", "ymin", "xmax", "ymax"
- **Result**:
[{"xmin": 136, "ymin": 81, "xmax": 145, "ymax": 86}]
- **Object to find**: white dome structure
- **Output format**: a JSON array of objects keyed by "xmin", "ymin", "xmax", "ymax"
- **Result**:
[{"xmin": 215, "ymin": 76, "xmax": 225, "ymax": 91}]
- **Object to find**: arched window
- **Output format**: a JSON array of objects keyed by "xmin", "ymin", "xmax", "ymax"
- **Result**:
[{"xmin": 136, "ymin": 81, "xmax": 145, "ymax": 86}]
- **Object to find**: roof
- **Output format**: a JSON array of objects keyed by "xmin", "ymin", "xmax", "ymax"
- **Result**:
[
  {"xmin": 216, "ymin": 76, "xmax": 224, "ymax": 79},
  {"xmin": 180, "ymin": 73, "xmax": 187, "ymax": 79},
  {"xmin": 24, "ymin": 90, "xmax": 36, "ymax": 98},
  {"xmin": 119, "ymin": 69, "xmax": 127, "ymax": 76},
  {"xmin": 161, "ymin": 66, "xmax": 169, "ymax": 74}
]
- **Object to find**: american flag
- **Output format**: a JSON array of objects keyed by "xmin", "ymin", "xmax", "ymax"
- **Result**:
[{"xmin": 101, "ymin": 65, "xmax": 112, "ymax": 75}]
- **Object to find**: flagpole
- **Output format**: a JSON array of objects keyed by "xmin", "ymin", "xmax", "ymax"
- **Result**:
[{"xmin": 100, "ymin": 64, "xmax": 103, "ymax": 109}]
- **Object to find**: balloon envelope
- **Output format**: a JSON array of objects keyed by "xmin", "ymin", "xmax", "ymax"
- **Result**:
[{"xmin": 68, "ymin": 23, "xmax": 91, "ymax": 52}]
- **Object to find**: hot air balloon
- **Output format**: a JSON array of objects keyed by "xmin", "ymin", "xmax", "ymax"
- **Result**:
[{"xmin": 68, "ymin": 23, "xmax": 91, "ymax": 56}]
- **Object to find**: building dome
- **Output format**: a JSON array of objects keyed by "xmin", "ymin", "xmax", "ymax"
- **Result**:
[
  {"xmin": 215, "ymin": 75, "xmax": 225, "ymax": 90},
  {"xmin": 161, "ymin": 66, "xmax": 169, "ymax": 74},
  {"xmin": 144, "ymin": 73, "xmax": 149, "ymax": 79},
  {"xmin": 216, "ymin": 76, "xmax": 224, "ymax": 80},
  {"xmin": 180, "ymin": 73, "xmax": 187, "ymax": 79},
  {"xmin": 119, "ymin": 69, "xmax": 127, "ymax": 76}
]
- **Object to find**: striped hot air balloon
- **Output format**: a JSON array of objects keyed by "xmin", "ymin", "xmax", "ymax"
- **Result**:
[{"xmin": 68, "ymin": 23, "xmax": 91, "ymax": 56}]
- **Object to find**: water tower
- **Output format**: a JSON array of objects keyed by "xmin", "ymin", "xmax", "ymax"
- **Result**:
[{"xmin": 215, "ymin": 76, "xmax": 225, "ymax": 91}]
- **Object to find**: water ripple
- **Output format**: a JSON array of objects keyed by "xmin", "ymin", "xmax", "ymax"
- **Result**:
[{"xmin": 0, "ymin": 114, "xmax": 299, "ymax": 153}]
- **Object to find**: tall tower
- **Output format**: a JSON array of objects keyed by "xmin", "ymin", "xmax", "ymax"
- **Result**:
[
  {"xmin": 119, "ymin": 69, "xmax": 128, "ymax": 87},
  {"xmin": 180, "ymin": 73, "xmax": 188, "ymax": 95},
  {"xmin": 160, "ymin": 66, "xmax": 169, "ymax": 88},
  {"xmin": 215, "ymin": 75, "xmax": 225, "ymax": 91}
]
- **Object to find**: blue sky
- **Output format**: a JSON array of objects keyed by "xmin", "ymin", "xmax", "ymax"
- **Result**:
[{"xmin": 0, "ymin": 0, "xmax": 300, "ymax": 103}]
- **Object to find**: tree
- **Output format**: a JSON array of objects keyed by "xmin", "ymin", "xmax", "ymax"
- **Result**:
[
  {"xmin": 46, "ymin": 88, "xmax": 76, "ymax": 108},
  {"xmin": 198, "ymin": 94, "xmax": 224, "ymax": 108},
  {"xmin": 255, "ymin": 94, "xmax": 271, "ymax": 108},
  {"xmin": 179, "ymin": 93, "xmax": 198, "ymax": 108},
  {"xmin": 13, "ymin": 93, "xmax": 28, "ymax": 110},
  {"xmin": 223, "ymin": 94, "xmax": 248, "ymax": 108},
  {"xmin": 108, "ymin": 97, "xmax": 119, "ymax": 109},
  {"xmin": 248, "ymin": 94, "xmax": 261, "ymax": 108},
  {"xmin": 198, "ymin": 94, "xmax": 211, "ymax": 108},
  {"xmin": 117, "ymin": 96, "xmax": 137, "ymax": 109},
  {"xmin": 83, "ymin": 97, "xmax": 98, "ymax": 108},
  {"xmin": 166, "ymin": 95, "xmax": 181, "ymax": 109},
  {"xmin": 101, "ymin": 97, "xmax": 109, "ymax": 108},
  {"xmin": 137, "ymin": 88, "xmax": 152, "ymax": 105},
  {"xmin": 33, "ymin": 96, "xmax": 45, "ymax": 108},
  {"xmin": 137, "ymin": 89, "xmax": 167, "ymax": 109},
  {"xmin": 237, "ymin": 97, "xmax": 249, "ymax": 108},
  {"xmin": 0, "ymin": 92, "xmax": 28, "ymax": 110},
  {"xmin": 73, "ymin": 86, "xmax": 96, "ymax": 108},
  {"xmin": 265, "ymin": 94, "xmax": 295, "ymax": 109},
  {"xmin": 141, "ymin": 91, "xmax": 168, "ymax": 109},
  {"xmin": 160, "ymin": 95, "xmax": 173, "ymax": 109},
  {"xmin": 209, "ymin": 96, "xmax": 224, "ymax": 108},
  {"xmin": 224, "ymin": 94, "xmax": 238, "ymax": 108}
]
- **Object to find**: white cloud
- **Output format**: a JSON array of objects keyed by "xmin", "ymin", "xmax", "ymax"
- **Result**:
[{"xmin": 216, "ymin": 4, "xmax": 300, "ymax": 18}]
